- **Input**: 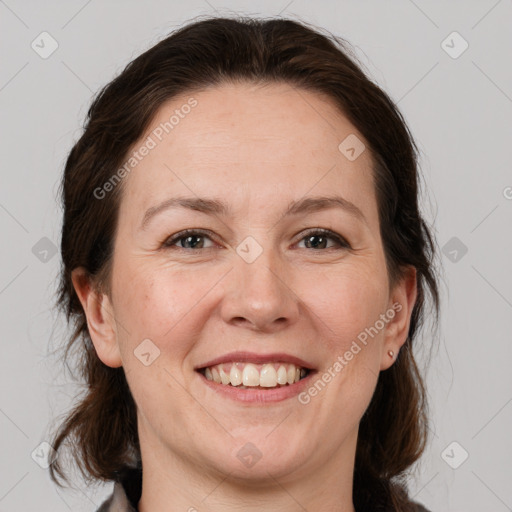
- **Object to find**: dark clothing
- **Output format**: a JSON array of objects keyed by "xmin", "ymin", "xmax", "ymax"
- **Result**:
[{"xmin": 97, "ymin": 465, "xmax": 140, "ymax": 512}]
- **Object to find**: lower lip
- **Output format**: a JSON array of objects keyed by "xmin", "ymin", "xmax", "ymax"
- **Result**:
[{"xmin": 197, "ymin": 371, "xmax": 315, "ymax": 403}]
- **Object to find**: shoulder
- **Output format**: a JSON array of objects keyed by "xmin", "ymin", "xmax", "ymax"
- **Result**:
[
  {"xmin": 95, "ymin": 464, "xmax": 142, "ymax": 512},
  {"xmin": 95, "ymin": 492, "xmax": 112, "ymax": 512},
  {"xmin": 95, "ymin": 481, "xmax": 137, "ymax": 512}
]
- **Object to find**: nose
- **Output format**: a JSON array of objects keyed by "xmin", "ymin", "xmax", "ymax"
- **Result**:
[{"xmin": 220, "ymin": 243, "xmax": 301, "ymax": 333}]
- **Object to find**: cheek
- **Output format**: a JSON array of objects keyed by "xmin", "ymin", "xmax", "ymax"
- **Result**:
[
  {"xmin": 112, "ymin": 262, "xmax": 223, "ymax": 355},
  {"xmin": 303, "ymin": 263, "xmax": 389, "ymax": 351},
  {"xmin": 306, "ymin": 269, "xmax": 387, "ymax": 412}
]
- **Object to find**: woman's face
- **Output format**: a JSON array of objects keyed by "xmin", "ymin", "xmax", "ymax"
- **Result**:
[{"xmin": 75, "ymin": 82, "xmax": 416, "ymax": 486}]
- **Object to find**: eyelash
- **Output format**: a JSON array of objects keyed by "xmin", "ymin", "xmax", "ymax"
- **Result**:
[{"xmin": 161, "ymin": 228, "xmax": 351, "ymax": 251}]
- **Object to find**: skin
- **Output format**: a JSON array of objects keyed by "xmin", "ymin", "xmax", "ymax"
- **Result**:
[{"xmin": 72, "ymin": 82, "xmax": 417, "ymax": 512}]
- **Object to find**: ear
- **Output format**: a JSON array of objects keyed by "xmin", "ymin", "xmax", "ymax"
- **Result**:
[
  {"xmin": 71, "ymin": 267, "xmax": 122, "ymax": 368},
  {"xmin": 380, "ymin": 265, "xmax": 417, "ymax": 371}
]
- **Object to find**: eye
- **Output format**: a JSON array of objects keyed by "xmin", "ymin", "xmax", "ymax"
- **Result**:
[
  {"xmin": 296, "ymin": 228, "xmax": 351, "ymax": 250},
  {"xmin": 162, "ymin": 228, "xmax": 351, "ymax": 251},
  {"xmin": 162, "ymin": 229, "xmax": 217, "ymax": 250}
]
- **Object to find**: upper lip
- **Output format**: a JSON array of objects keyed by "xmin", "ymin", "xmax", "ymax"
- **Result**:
[{"xmin": 195, "ymin": 351, "xmax": 315, "ymax": 370}]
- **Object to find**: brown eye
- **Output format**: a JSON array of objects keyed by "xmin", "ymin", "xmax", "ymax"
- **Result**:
[
  {"xmin": 163, "ymin": 230, "xmax": 216, "ymax": 250},
  {"xmin": 297, "ymin": 229, "xmax": 351, "ymax": 250},
  {"xmin": 162, "ymin": 228, "xmax": 351, "ymax": 252}
]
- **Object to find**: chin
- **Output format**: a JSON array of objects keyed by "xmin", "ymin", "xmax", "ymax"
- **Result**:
[{"xmin": 204, "ymin": 428, "xmax": 312, "ymax": 482}]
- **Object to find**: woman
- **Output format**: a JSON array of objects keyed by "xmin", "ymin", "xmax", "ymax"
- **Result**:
[{"xmin": 49, "ymin": 15, "xmax": 439, "ymax": 512}]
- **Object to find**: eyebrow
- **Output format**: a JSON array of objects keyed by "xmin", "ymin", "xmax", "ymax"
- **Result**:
[{"xmin": 140, "ymin": 194, "xmax": 368, "ymax": 231}]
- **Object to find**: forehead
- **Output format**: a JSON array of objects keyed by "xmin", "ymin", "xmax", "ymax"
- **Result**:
[{"xmin": 117, "ymin": 82, "xmax": 377, "ymax": 227}]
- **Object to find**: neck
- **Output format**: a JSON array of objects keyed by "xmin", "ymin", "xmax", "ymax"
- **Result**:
[{"xmin": 137, "ymin": 427, "xmax": 358, "ymax": 512}]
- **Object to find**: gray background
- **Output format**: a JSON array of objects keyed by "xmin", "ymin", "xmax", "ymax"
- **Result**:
[{"xmin": 1, "ymin": 0, "xmax": 511, "ymax": 510}]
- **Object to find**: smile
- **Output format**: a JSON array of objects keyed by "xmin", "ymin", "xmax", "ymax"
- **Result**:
[
  {"xmin": 198, "ymin": 362, "xmax": 309, "ymax": 389},
  {"xmin": 194, "ymin": 351, "xmax": 316, "ymax": 403}
]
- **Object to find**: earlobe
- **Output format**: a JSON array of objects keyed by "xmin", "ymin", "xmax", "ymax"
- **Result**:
[
  {"xmin": 380, "ymin": 266, "xmax": 418, "ymax": 370},
  {"xmin": 71, "ymin": 267, "xmax": 123, "ymax": 368}
]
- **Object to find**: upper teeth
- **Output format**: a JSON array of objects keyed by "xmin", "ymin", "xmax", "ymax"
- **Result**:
[{"xmin": 202, "ymin": 362, "xmax": 307, "ymax": 388}]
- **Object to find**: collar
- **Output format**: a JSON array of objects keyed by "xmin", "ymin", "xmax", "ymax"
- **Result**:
[{"xmin": 97, "ymin": 464, "xmax": 142, "ymax": 512}]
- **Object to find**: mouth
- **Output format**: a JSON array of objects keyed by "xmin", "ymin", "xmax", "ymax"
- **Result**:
[
  {"xmin": 197, "ymin": 362, "xmax": 311, "ymax": 389},
  {"xmin": 194, "ymin": 351, "xmax": 315, "ymax": 393}
]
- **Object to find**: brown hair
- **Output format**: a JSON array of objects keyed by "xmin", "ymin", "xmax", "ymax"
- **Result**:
[{"xmin": 49, "ymin": 15, "xmax": 440, "ymax": 511}]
